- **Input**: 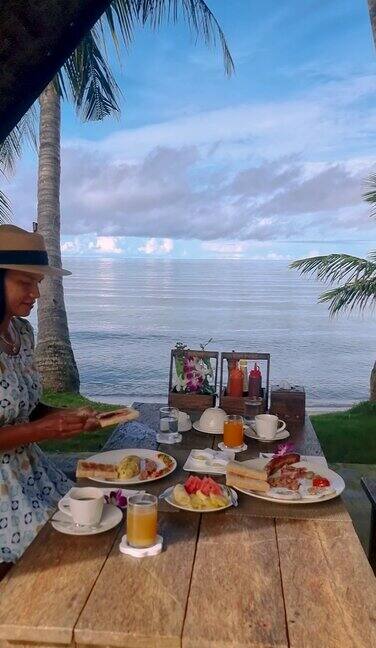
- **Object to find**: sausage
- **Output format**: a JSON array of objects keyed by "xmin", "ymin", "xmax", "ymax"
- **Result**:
[{"xmin": 266, "ymin": 453, "xmax": 301, "ymax": 476}]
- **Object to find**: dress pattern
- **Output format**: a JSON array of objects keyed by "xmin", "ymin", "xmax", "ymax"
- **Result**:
[{"xmin": 0, "ymin": 318, "xmax": 73, "ymax": 562}]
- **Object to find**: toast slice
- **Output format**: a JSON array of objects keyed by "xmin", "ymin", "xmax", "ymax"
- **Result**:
[{"xmin": 76, "ymin": 460, "xmax": 118, "ymax": 480}]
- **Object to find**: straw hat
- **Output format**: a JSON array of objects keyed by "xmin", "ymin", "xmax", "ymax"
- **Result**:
[{"xmin": 0, "ymin": 224, "xmax": 71, "ymax": 276}]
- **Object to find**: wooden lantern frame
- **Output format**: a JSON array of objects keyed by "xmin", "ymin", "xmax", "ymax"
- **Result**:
[
  {"xmin": 168, "ymin": 349, "xmax": 219, "ymax": 411},
  {"xmin": 219, "ymin": 351, "xmax": 271, "ymax": 415}
]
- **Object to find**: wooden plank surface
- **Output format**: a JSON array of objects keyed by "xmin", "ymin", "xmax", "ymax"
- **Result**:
[
  {"xmin": 0, "ymin": 523, "xmax": 118, "ymax": 645},
  {"xmin": 182, "ymin": 515, "xmax": 288, "ymax": 648},
  {"xmin": 276, "ymin": 519, "xmax": 376, "ymax": 648},
  {"xmin": 75, "ymin": 512, "xmax": 200, "ymax": 648}
]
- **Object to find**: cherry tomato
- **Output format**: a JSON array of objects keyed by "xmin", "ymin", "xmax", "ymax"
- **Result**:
[{"xmin": 312, "ymin": 475, "xmax": 330, "ymax": 488}]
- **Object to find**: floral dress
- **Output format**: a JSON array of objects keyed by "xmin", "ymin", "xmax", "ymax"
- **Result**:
[{"xmin": 0, "ymin": 318, "xmax": 73, "ymax": 563}]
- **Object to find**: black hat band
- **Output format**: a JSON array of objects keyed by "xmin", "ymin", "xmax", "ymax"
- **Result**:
[{"xmin": 0, "ymin": 250, "xmax": 49, "ymax": 265}]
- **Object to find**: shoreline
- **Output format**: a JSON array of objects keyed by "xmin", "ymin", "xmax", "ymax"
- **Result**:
[{"xmin": 86, "ymin": 393, "xmax": 359, "ymax": 415}]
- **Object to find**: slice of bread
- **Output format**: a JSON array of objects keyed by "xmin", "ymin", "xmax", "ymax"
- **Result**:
[
  {"xmin": 76, "ymin": 460, "xmax": 118, "ymax": 480},
  {"xmin": 226, "ymin": 459, "xmax": 268, "ymax": 482},
  {"xmin": 226, "ymin": 472, "xmax": 270, "ymax": 493}
]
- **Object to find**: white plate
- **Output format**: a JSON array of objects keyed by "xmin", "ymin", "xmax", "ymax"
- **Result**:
[
  {"xmin": 51, "ymin": 503, "xmax": 122, "ymax": 535},
  {"xmin": 85, "ymin": 449, "xmax": 177, "ymax": 485},
  {"xmin": 163, "ymin": 485, "xmax": 235, "ymax": 513},
  {"xmin": 232, "ymin": 459, "xmax": 345, "ymax": 504},
  {"xmin": 183, "ymin": 449, "xmax": 234, "ymax": 475},
  {"xmin": 244, "ymin": 427, "xmax": 290, "ymax": 443}
]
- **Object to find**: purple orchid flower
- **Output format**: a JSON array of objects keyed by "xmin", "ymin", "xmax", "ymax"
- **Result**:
[
  {"xmin": 104, "ymin": 489, "xmax": 127, "ymax": 509},
  {"xmin": 272, "ymin": 442, "xmax": 295, "ymax": 458},
  {"xmin": 186, "ymin": 371, "xmax": 204, "ymax": 392}
]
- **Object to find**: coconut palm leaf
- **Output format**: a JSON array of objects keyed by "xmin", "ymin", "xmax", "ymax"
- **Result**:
[
  {"xmin": 57, "ymin": 28, "xmax": 121, "ymax": 121},
  {"xmin": 0, "ymin": 190, "xmax": 11, "ymax": 223},
  {"xmin": 290, "ymin": 253, "xmax": 376, "ymax": 285},
  {"xmin": 363, "ymin": 173, "xmax": 376, "ymax": 217},
  {"xmin": 147, "ymin": 0, "xmax": 234, "ymax": 75},
  {"xmin": 0, "ymin": 106, "xmax": 37, "ymax": 175},
  {"xmin": 319, "ymin": 277, "xmax": 376, "ymax": 315}
]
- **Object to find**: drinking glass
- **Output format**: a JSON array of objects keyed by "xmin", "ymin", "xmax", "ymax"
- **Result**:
[
  {"xmin": 223, "ymin": 414, "xmax": 244, "ymax": 448},
  {"xmin": 157, "ymin": 406, "xmax": 181, "ymax": 443},
  {"xmin": 127, "ymin": 493, "xmax": 158, "ymax": 548},
  {"xmin": 244, "ymin": 398, "xmax": 263, "ymax": 423}
]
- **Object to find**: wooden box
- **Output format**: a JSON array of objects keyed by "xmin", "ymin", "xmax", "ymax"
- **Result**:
[
  {"xmin": 269, "ymin": 384, "xmax": 306, "ymax": 430},
  {"xmin": 168, "ymin": 349, "xmax": 219, "ymax": 412},
  {"xmin": 219, "ymin": 352, "xmax": 270, "ymax": 415}
]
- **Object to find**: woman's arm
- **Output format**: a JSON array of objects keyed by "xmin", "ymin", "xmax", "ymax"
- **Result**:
[{"xmin": 0, "ymin": 410, "xmax": 99, "ymax": 452}]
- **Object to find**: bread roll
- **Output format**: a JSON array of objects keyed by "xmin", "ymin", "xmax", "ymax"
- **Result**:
[
  {"xmin": 226, "ymin": 473, "xmax": 270, "ymax": 493},
  {"xmin": 96, "ymin": 408, "xmax": 139, "ymax": 428},
  {"xmin": 226, "ymin": 460, "xmax": 268, "ymax": 482}
]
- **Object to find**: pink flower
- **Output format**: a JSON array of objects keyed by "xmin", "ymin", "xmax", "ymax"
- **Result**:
[
  {"xmin": 183, "ymin": 355, "xmax": 196, "ymax": 371},
  {"xmin": 104, "ymin": 489, "xmax": 127, "ymax": 509},
  {"xmin": 186, "ymin": 371, "xmax": 204, "ymax": 392},
  {"xmin": 272, "ymin": 442, "xmax": 295, "ymax": 458}
]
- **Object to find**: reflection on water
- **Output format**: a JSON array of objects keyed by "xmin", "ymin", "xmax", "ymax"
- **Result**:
[{"xmin": 30, "ymin": 258, "xmax": 376, "ymax": 407}]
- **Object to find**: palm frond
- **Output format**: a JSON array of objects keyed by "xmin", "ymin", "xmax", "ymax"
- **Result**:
[
  {"xmin": 143, "ymin": 0, "xmax": 234, "ymax": 75},
  {"xmin": 319, "ymin": 278, "xmax": 376, "ymax": 315},
  {"xmin": 290, "ymin": 253, "xmax": 376, "ymax": 285},
  {"xmin": 0, "ymin": 190, "xmax": 11, "ymax": 223},
  {"xmin": 0, "ymin": 106, "xmax": 37, "ymax": 175},
  {"xmin": 363, "ymin": 173, "xmax": 376, "ymax": 218},
  {"xmin": 59, "ymin": 28, "xmax": 121, "ymax": 121},
  {"xmin": 104, "ymin": 0, "xmax": 234, "ymax": 75}
]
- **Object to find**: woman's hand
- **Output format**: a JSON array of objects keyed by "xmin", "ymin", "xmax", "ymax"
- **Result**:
[{"xmin": 31, "ymin": 408, "xmax": 100, "ymax": 441}]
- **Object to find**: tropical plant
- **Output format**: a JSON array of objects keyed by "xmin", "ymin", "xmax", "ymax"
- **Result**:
[
  {"xmin": 0, "ymin": 0, "xmax": 233, "ymax": 392},
  {"xmin": 290, "ymin": 178, "xmax": 376, "ymax": 401}
]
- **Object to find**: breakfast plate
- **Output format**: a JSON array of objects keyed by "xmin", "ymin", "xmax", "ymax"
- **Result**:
[
  {"xmin": 244, "ymin": 427, "xmax": 290, "ymax": 443},
  {"xmin": 230, "ymin": 457, "xmax": 345, "ymax": 504},
  {"xmin": 79, "ymin": 449, "xmax": 177, "ymax": 485},
  {"xmin": 51, "ymin": 503, "xmax": 122, "ymax": 535}
]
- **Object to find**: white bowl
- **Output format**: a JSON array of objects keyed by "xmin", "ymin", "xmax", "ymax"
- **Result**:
[{"xmin": 198, "ymin": 407, "xmax": 227, "ymax": 433}]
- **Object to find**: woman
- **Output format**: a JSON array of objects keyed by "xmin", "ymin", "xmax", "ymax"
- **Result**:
[{"xmin": 0, "ymin": 224, "xmax": 99, "ymax": 575}]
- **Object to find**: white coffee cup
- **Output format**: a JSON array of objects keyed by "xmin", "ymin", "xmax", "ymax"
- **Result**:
[
  {"xmin": 254, "ymin": 414, "xmax": 286, "ymax": 440},
  {"xmin": 178, "ymin": 411, "xmax": 191, "ymax": 432},
  {"xmin": 58, "ymin": 487, "xmax": 104, "ymax": 526}
]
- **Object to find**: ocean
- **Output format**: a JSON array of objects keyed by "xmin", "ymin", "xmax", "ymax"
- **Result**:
[{"xmin": 30, "ymin": 258, "xmax": 376, "ymax": 410}]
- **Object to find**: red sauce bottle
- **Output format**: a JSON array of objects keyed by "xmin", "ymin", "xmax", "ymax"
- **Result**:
[
  {"xmin": 248, "ymin": 363, "xmax": 262, "ymax": 398},
  {"xmin": 228, "ymin": 362, "xmax": 244, "ymax": 397}
]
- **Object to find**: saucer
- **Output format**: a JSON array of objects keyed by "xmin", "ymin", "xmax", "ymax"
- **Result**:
[
  {"xmin": 244, "ymin": 428, "xmax": 290, "ymax": 443},
  {"xmin": 193, "ymin": 421, "xmax": 223, "ymax": 435},
  {"xmin": 51, "ymin": 503, "xmax": 122, "ymax": 535},
  {"xmin": 218, "ymin": 441, "xmax": 248, "ymax": 453}
]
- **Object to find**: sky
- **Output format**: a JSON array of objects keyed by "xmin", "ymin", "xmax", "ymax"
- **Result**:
[{"xmin": 3, "ymin": 0, "xmax": 376, "ymax": 260}]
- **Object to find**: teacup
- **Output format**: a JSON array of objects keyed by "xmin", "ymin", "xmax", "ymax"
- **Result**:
[
  {"xmin": 178, "ymin": 411, "xmax": 191, "ymax": 432},
  {"xmin": 58, "ymin": 487, "xmax": 104, "ymax": 526},
  {"xmin": 254, "ymin": 414, "xmax": 286, "ymax": 440}
]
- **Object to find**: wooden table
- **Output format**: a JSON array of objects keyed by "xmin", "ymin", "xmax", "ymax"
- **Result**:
[{"xmin": 0, "ymin": 404, "xmax": 375, "ymax": 648}]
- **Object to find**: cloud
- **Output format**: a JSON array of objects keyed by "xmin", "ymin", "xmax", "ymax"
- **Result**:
[
  {"xmin": 89, "ymin": 236, "xmax": 122, "ymax": 254},
  {"xmin": 138, "ymin": 237, "xmax": 174, "ymax": 254}
]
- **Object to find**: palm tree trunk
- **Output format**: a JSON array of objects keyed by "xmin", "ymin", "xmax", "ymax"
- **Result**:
[
  {"xmin": 371, "ymin": 361, "xmax": 376, "ymax": 401},
  {"xmin": 35, "ymin": 82, "xmax": 80, "ymax": 393}
]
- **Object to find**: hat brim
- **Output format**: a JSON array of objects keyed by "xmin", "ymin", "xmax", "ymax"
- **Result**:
[{"xmin": 0, "ymin": 264, "xmax": 71, "ymax": 277}]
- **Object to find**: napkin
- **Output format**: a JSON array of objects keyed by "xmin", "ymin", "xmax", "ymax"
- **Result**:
[{"xmin": 195, "ymin": 447, "xmax": 235, "ymax": 466}]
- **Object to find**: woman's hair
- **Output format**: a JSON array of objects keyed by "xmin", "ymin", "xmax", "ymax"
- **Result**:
[{"xmin": 0, "ymin": 270, "xmax": 6, "ymax": 325}]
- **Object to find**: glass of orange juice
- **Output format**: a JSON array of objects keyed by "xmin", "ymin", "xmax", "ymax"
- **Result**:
[
  {"xmin": 223, "ymin": 414, "xmax": 244, "ymax": 448},
  {"xmin": 127, "ymin": 493, "xmax": 158, "ymax": 548}
]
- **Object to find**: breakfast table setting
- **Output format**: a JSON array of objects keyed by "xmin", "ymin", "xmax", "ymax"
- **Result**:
[{"xmin": 0, "ymin": 397, "xmax": 375, "ymax": 648}]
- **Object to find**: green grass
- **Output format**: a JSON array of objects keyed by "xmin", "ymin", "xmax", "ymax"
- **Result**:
[
  {"xmin": 311, "ymin": 401, "xmax": 376, "ymax": 464},
  {"xmin": 38, "ymin": 391, "xmax": 123, "ymax": 453}
]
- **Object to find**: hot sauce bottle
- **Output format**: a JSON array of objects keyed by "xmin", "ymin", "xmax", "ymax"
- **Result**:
[
  {"xmin": 228, "ymin": 361, "xmax": 244, "ymax": 397},
  {"xmin": 248, "ymin": 363, "xmax": 262, "ymax": 398}
]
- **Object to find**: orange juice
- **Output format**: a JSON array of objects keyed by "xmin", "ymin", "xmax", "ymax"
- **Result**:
[
  {"xmin": 223, "ymin": 418, "xmax": 244, "ymax": 447},
  {"xmin": 127, "ymin": 494, "xmax": 157, "ymax": 548}
]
